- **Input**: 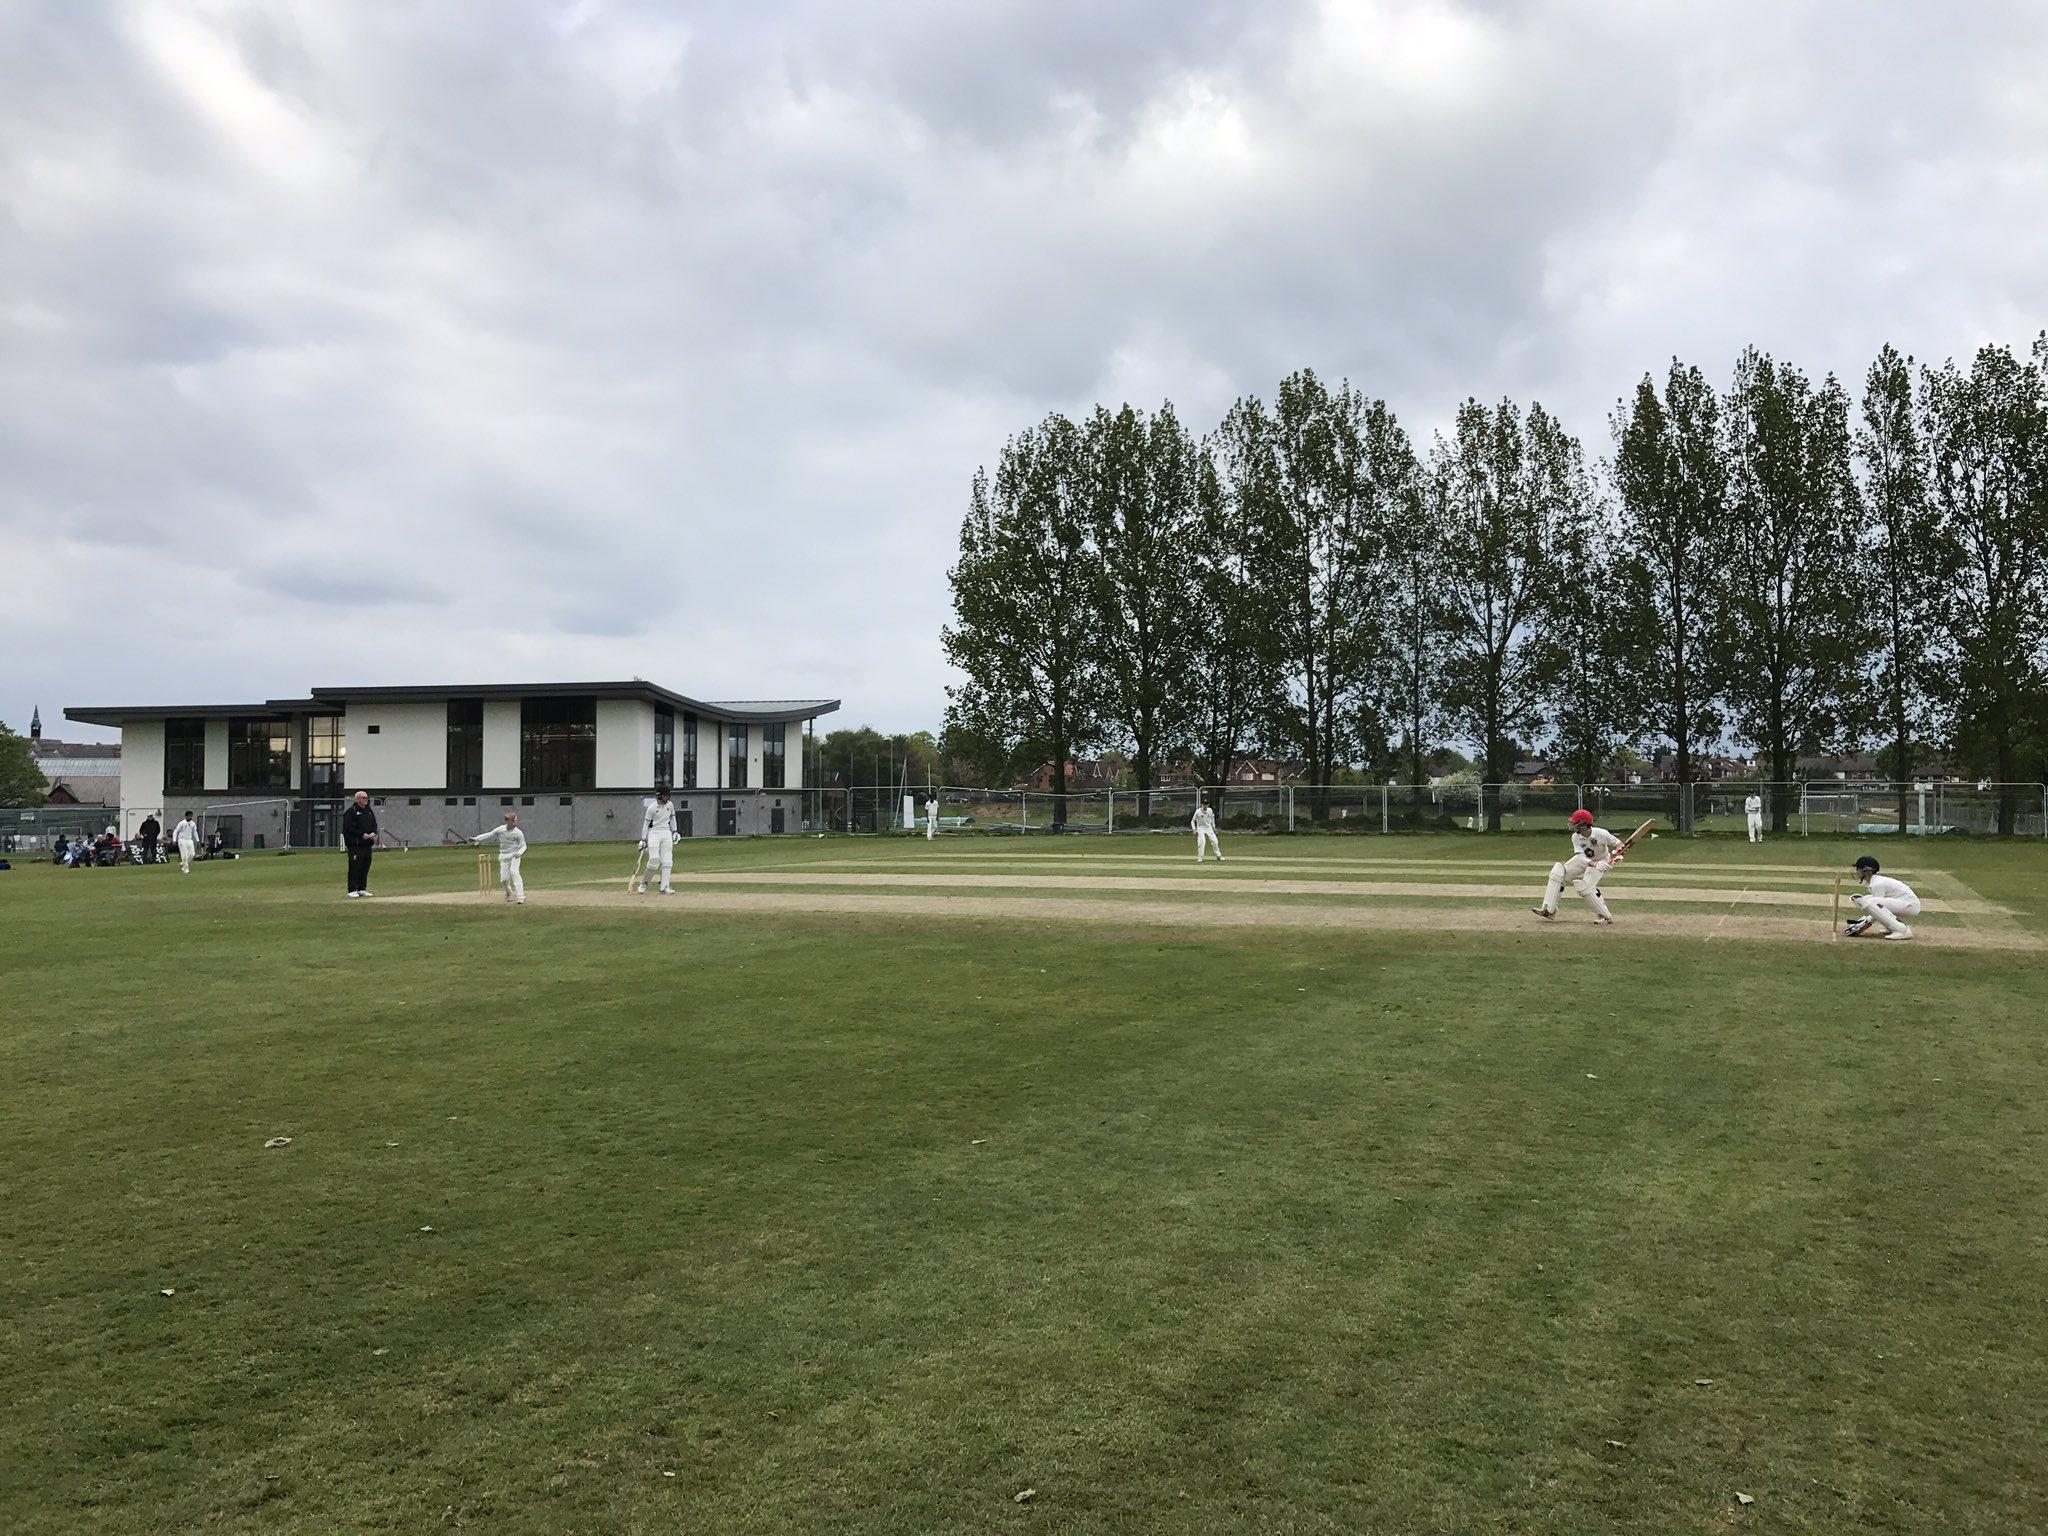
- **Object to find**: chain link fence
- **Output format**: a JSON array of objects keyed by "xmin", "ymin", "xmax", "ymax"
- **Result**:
[{"xmin": 816, "ymin": 780, "xmax": 2048, "ymax": 838}]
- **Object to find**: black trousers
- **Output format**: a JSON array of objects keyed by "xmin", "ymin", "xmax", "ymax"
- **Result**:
[
  {"xmin": 140, "ymin": 835, "xmax": 158, "ymax": 863},
  {"xmin": 346, "ymin": 844, "xmax": 374, "ymax": 893}
]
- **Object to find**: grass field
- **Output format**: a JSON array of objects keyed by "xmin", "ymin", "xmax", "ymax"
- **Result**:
[{"xmin": 5, "ymin": 831, "xmax": 2048, "ymax": 1533}]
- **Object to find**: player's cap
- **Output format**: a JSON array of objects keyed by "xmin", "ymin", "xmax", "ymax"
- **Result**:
[
  {"xmin": 1854, "ymin": 855, "xmax": 1880, "ymax": 875},
  {"xmin": 655, "ymin": 785, "xmax": 670, "ymax": 797},
  {"xmin": 1569, "ymin": 809, "xmax": 1594, "ymax": 827}
]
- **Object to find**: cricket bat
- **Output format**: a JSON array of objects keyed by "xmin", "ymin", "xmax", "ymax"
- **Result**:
[
  {"xmin": 626, "ymin": 845, "xmax": 649, "ymax": 892},
  {"xmin": 1605, "ymin": 819, "xmax": 1658, "ymax": 869}
]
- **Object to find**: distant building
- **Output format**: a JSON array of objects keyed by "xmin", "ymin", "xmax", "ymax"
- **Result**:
[
  {"xmin": 23, "ymin": 704, "xmax": 121, "ymax": 806},
  {"xmin": 68, "ymin": 681, "xmax": 837, "ymax": 847},
  {"xmin": 1022, "ymin": 758, "xmax": 1117, "ymax": 792}
]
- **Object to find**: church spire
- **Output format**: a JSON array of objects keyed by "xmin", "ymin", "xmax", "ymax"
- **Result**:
[{"xmin": 29, "ymin": 704, "xmax": 40, "ymax": 741}]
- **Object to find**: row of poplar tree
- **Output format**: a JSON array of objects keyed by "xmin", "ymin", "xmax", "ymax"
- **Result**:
[{"xmin": 943, "ymin": 334, "xmax": 2048, "ymax": 833}]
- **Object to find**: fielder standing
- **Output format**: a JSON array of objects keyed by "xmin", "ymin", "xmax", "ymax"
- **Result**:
[
  {"xmin": 1531, "ymin": 808, "xmax": 1622, "ymax": 924},
  {"xmin": 1192, "ymin": 796, "xmax": 1223, "ymax": 862},
  {"xmin": 1845, "ymin": 855, "xmax": 1919, "ymax": 940},
  {"xmin": 472, "ymin": 811, "xmax": 528, "ymax": 905},
  {"xmin": 1744, "ymin": 791, "xmax": 1765, "ymax": 843},
  {"xmin": 925, "ymin": 794, "xmax": 939, "ymax": 841},
  {"xmin": 638, "ymin": 786, "xmax": 677, "ymax": 895},
  {"xmin": 171, "ymin": 810, "xmax": 199, "ymax": 874}
]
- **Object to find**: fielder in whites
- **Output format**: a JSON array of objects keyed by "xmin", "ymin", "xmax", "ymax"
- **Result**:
[
  {"xmin": 471, "ymin": 811, "xmax": 528, "ymax": 905},
  {"xmin": 1532, "ymin": 809, "xmax": 1622, "ymax": 924},
  {"xmin": 925, "ymin": 794, "xmax": 939, "ymax": 842},
  {"xmin": 638, "ymin": 787, "xmax": 677, "ymax": 894},
  {"xmin": 1192, "ymin": 797, "xmax": 1223, "ymax": 862},
  {"xmin": 172, "ymin": 811, "xmax": 199, "ymax": 874},
  {"xmin": 1744, "ymin": 791, "xmax": 1765, "ymax": 843},
  {"xmin": 1844, "ymin": 855, "xmax": 1919, "ymax": 940}
]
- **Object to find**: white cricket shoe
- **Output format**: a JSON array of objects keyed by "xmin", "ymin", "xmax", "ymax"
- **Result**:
[
  {"xmin": 1530, "ymin": 907, "xmax": 1554, "ymax": 919},
  {"xmin": 658, "ymin": 886, "xmax": 674, "ymax": 895},
  {"xmin": 1594, "ymin": 914, "xmax": 1614, "ymax": 925},
  {"xmin": 1883, "ymin": 927, "xmax": 1913, "ymax": 940},
  {"xmin": 359, "ymin": 890, "xmax": 374, "ymax": 898},
  {"xmin": 346, "ymin": 890, "xmax": 362, "ymax": 899}
]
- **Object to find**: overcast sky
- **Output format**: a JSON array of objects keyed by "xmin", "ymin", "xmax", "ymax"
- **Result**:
[{"xmin": 5, "ymin": 1, "xmax": 2045, "ymax": 744}]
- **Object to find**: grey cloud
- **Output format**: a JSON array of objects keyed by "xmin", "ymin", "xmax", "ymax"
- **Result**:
[{"xmin": 4, "ymin": 0, "xmax": 2046, "ymax": 738}]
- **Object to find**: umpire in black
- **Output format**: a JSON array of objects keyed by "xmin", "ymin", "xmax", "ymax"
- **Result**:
[
  {"xmin": 341, "ymin": 790, "xmax": 378, "ymax": 898},
  {"xmin": 137, "ymin": 812, "xmax": 161, "ymax": 865}
]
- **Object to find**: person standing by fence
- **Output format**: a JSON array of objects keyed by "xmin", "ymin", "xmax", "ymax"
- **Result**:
[
  {"xmin": 341, "ymin": 790, "xmax": 378, "ymax": 898},
  {"xmin": 172, "ymin": 811, "xmax": 199, "ymax": 874},
  {"xmin": 1744, "ymin": 791, "xmax": 1765, "ymax": 843},
  {"xmin": 137, "ymin": 812, "xmax": 161, "ymax": 865}
]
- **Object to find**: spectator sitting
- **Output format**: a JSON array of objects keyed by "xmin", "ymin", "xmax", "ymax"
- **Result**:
[{"xmin": 52, "ymin": 834, "xmax": 69, "ymax": 864}]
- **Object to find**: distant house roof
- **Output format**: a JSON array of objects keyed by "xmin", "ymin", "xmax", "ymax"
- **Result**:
[
  {"xmin": 68, "ymin": 683, "xmax": 841, "ymax": 728},
  {"xmin": 44, "ymin": 775, "xmax": 121, "ymax": 807}
]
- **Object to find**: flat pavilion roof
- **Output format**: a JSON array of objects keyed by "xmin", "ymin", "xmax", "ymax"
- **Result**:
[{"xmin": 68, "ymin": 683, "xmax": 840, "ymax": 728}]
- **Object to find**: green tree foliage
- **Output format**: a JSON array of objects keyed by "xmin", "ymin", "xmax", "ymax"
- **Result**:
[
  {"xmin": 1368, "ymin": 419, "xmax": 1444, "ymax": 809},
  {"xmin": 814, "ymin": 727, "xmax": 942, "ymax": 789},
  {"xmin": 0, "ymin": 720, "xmax": 48, "ymax": 808},
  {"xmin": 1610, "ymin": 360, "xmax": 1725, "ymax": 829},
  {"xmin": 943, "ymin": 414, "xmax": 1105, "ymax": 811},
  {"xmin": 1432, "ymin": 399, "xmax": 1591, "ymax": 828},
  {"xmin": 1233, "ymin": 370, "xmax": 1413, "ymax": 817},
  {"xmin": 1186, "ymin": 438, "xmax": 1280, "ymax": 803},
  {"xmin": 1854, "ymin": 343, "xmax": 1952, "ymax": 833},
  {"xmin": 1715, "ymin": 350, "xmax": 1863, "ymax": 829},
  {"xmin": 1923, "ymin": 339, "xmax": 2048, "ymax": 832},
  {"xmin": 1085, "ymin": 402, "xmax": 1203, "ymax": 816}
]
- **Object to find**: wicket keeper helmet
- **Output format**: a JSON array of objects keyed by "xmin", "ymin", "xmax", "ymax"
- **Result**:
[
  {"xmin": 1854, "ymin": 856, "xmax": 1880, "ymax": 876},
  {"xmin": 1569, "ymin": 809, "xmax": 1594, "ymax": 828}
]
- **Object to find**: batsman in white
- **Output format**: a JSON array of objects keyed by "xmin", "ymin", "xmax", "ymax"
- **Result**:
[
  {"xmin": 925, "ymin": 794, "xmax": 939, "ymax": 842},
  {"xmin": 471, "ymin": 811, "xmax": 528, "ymax": 905},
  {"xmin": 1532, "ymin": 809, "xmax": 1622, "ymax": 924},
  {"xmin": 1744, "ymin": 791, "xmax": 1765, "ymax": 843},
  {"xmin": 638, "ymin": 786, "xmax": 677, "ymax": 895},
  {"xmin": 1844, "ymin": 855, "xmax": 1919, "ymax": 940},
  {"xmin": 172, "ymin": 810, "xmax": 199, "ymax": 874},
  {"xmin": 1191, "ymin": 796, "xmax": 1223, "ymax": 862}
]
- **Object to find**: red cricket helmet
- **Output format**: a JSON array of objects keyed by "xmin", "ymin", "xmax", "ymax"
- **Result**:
[{"xmin": 1569, "ymin": 809, "xmax": 1595, "ymax": 828}]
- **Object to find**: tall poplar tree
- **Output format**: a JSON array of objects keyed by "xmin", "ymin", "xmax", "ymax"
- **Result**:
[
  {"xmin": 1189, "ymin": 434, "xmax": 1280, "ymax": 805},
  {"xmin": 943, "ymin": 414, "xmax": 1105, "ymax": 818},
  {"xmin": 1233, "ymin": 370, "xmax": 1411, "ymax": 816},
  {"xmin": 1854, "ymin": 343, "xmax": 1951, "ymax": 833},
  {"xmin": 1610, "ymin": 360, "xmax": 1725, "ymax": 831},
  {"xmin": 1923, "ymin": 340, "xmax": 2048, "ymax": 833},
  {"xmin": 1432, "ymin": 399, "xmax": 1592, "ymax": 829},
  {"xmin": 1086, "ymin": 402, "xmax": 1203, "ymax": 817},
  {"xmin": 1715, "ymin": 350, "xmax": 1862, "ymax": 828}
]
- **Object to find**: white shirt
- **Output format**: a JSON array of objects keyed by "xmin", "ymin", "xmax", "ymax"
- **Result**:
[
  {"xmin": 644, "ymin": 800, "xmax": 677, "ymax": 836},
  {"xmin": 173, "ymin": 818, "xmax": 198, "ymax": 844},
  {"xmin": 1865, "ymin": 873, "xmax": 1916, "ymax": 904},
  {"xmin": 1744, "ymin": 795, "xmax": 1763, "ymax": 814},
  {"xmin": 1192, "ymin": 806, "xmax": 1216, "ymax": 832},
  {"xmin": 475, "ymin": 824, "xmax": 527, "ymax": 858},
  {"xmin": 1571, "ymin": 826, "xmax": 1622, "ymax": 863}
]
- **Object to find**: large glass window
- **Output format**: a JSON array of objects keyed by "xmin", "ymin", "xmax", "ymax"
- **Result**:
[
  {"xmin": 520, "ymin": 696, "xmax": 596, "ymax": 789},
  {"xmin": 727, "ymin": 723, "xmax": 748, "ymax": 789},
  {"xmin": 654, "ymin": 705, "xmax": 675, "ymax": 788},
  {"xmin": 447, "ymin": 700, "xmax": 483, "ymax": 790},
  {"xmin": 762, "ymin": 721, "xmax": 786, "ymax": 789},
  {"xmin": 307, "ymin": 715, "xmax": 346, "ymax": 793},
  {"xmin": 228, "ymin": 717, "xmax": 290, "ymax": 790},
  {"xmin": 680, "ymin": 712, "xmax": 698, "ymax": 789},
  {"xmin": 165, "ymin": 718, "xmax": 206, "ymax": 792}
]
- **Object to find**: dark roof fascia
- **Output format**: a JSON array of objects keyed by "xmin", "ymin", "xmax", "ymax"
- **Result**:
[
  {"xmin": 66, "ymin": 704, "xmax": 286, "ymax": 726},
  {"xmin": 308, "ymin": 683, "xmax": 840, "ymax": 723}
]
